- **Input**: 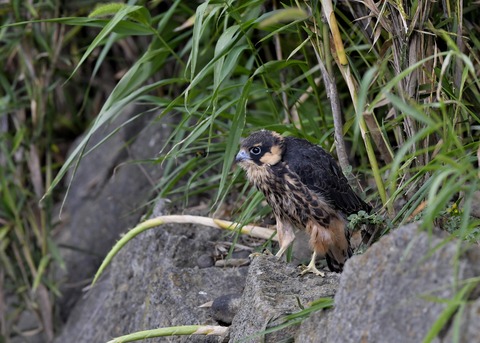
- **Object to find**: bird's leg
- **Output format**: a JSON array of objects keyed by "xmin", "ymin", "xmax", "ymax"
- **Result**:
[
  {"xmin": 275, "ymin": 219, "xmax": 295, "ymax": 258},
  {"xmin": 250, "ymin": 219, "xmax": 295, "ymax": 259},
  {"xmin": 299, "ymin": 252, "xmax": 325, "ymax": 277}
]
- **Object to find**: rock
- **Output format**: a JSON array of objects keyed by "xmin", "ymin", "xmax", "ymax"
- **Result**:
[
  {"xmin": 197, "ymin": 254, "xmax": 215, "ymax": 268},
  {"xmin": 230, "ymin": 250, "xmax": 251, "ymax": 259},
  {"xmin": 229, "ymin": 255, "xmax": 340, "ymax": 343},
  {"xmin": 211, "ymin": 294, "xmax": 243, "ymax": 325},
  {"xmin": 54, "ymin": 218, "xmax": 249, "ymax": 343},
  {"xmin": 290, "ymin": 229, "xmax": 316, "ymax": 265},
  {"xmin": 469, "ymin": 190, "xmax": 480, "ymax": 218},
  {"xmin": 296, "ymin": 223, "xmax": 480, "ymax": 343},
  {"xmin": 10, "ymin": 308, "xmax": 46, "ymax": 343},
  {"xmin": 54, "ymin": 107, "xmax": 172, "ymax": 317}
]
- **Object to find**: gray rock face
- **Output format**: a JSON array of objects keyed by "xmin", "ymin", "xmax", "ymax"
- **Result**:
[
  {"xmin": 54, "ymin": 107, "xmax": 172, "ymax": 317},
  {"xmin": 54, "ymin": 220, "xmax": 248, "ymax": 343},
  {"xmin": 211, "ymin": 294, "xmax": 243, "ymax": 325},
  {"xmin": 54, "ymin": 211, "xmax": 480, "ymax": 343},
  {"xmin": 229, "ymin": 255, "xmax": 340, "ymax": 343},
  {"xmin": 296, "ymin": 223, "xmax": 480, "ymax": 343}
]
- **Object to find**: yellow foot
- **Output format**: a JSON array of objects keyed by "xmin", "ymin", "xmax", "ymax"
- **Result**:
[
  {"xmin": 298, "ymin": 261, "xmax": 325, "ymax": 277},
  {"xmin": 249, "ymin": 249, "xmax": 273, "ymax": 259}
]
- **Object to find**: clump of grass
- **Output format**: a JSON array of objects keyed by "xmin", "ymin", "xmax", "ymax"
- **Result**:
[{"xmin": 0, "ymin": 0, "xmax": 153, "ymax": 340}]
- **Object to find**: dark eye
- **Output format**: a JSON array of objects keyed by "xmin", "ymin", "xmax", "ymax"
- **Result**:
[{"xmin": 250, "ymin": 146, "xmax": 262, "ymax": 155}]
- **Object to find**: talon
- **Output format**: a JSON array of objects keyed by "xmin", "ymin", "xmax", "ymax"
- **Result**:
[
  {"xmin": 299, "ymin": 252, "xmax": 325, "ymax": 277},
  {"xmin": 299, "ymin": 263, "xmax": 325, "ymax": 277}
]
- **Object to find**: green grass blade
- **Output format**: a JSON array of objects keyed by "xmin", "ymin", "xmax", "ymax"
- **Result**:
[
  {"xmin": 215, "ymin": 78, "xmax": 252, "ymax": 205},
  {"xmin": 68, "ymin": 5, "xmax": 153, "ymax": 80},
  {"xmin": 422, "ymin": 282, "xmax": 476, "ymax": 343}
]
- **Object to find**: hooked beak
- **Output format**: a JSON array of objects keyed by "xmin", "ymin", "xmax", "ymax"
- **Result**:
[{"xmin": 235, "ymin": 149, "xmax": 250, "ymax": 163}]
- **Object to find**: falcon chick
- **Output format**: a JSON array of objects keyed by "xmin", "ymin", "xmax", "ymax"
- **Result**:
[{"xmin": 235, "ymin": 130, "xmax": 371, "ymax": 275}]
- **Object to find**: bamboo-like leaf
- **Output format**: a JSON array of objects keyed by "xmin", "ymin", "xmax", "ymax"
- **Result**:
[
  {"xmin": 32, "ymin": 255, "xmax": 51, "ymax": 292},
  {"xmin": 186, "ymin": 2, "xmax": 220, "ymax": 79},
  {"xmin": 216, "ymin": 78, "xmax": 252, "ymax": 205},
  {"xmin": 89, "ymin": 3, "xmax": 152, "ymax": 26},
  {"xmin": 68, "ymin": 5, "xmax": 153, "ymax": 79},
  {"xmin": 321, "ymin": 0, "xmax": 347, "ymax": 65},
  {"xmin": 44, "ymin": 67, "xmax": 182, "ymax": 203},
  {"xmin": 253, "ymin": 60, "xmax": 306, "ymax": 77},
  {"xmin": 213, "ymin": 25, "xmax": 241, "ymax": 89},
  {"xmin": 44, "ymin": 17, "xmax": 153, "ymax": 35},
  {"xmin": 257, "ymin": 8, "xmax": 309, "ymax": 29},
  {"xmin": 89, "ymin": 3, "xmax": 127, "ymax": 18},
  {"xmin": 385, "ymin": 93, "xmax": 437, "ymax": 127}
]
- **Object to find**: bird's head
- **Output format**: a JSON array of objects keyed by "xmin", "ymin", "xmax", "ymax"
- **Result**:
[{"xmin": 235, "ymin": 130, "xmax": 285, "ymax": 170}]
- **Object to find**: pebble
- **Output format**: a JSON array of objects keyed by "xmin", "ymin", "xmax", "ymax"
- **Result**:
[
  {"xmin": 196, "ymin": 254, "xmax": 214, "ymax": 268},
  {"xmin": 210, "ymin": 293, "xmax": 243, "ymax": 325}
]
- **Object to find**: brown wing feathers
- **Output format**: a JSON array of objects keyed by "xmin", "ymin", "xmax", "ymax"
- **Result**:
[
  {"xmin": 236, "ymin": 130, "xmax": 371, "ymax": 273},
  {"xmin": 282, "ymin": 136, "xmax": 371, "ymax": 216}
]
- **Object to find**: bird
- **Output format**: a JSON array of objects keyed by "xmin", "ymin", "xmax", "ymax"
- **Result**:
[{"xmin": 235, "ymin": 129, "xmax": 371, "ymax": 275}]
